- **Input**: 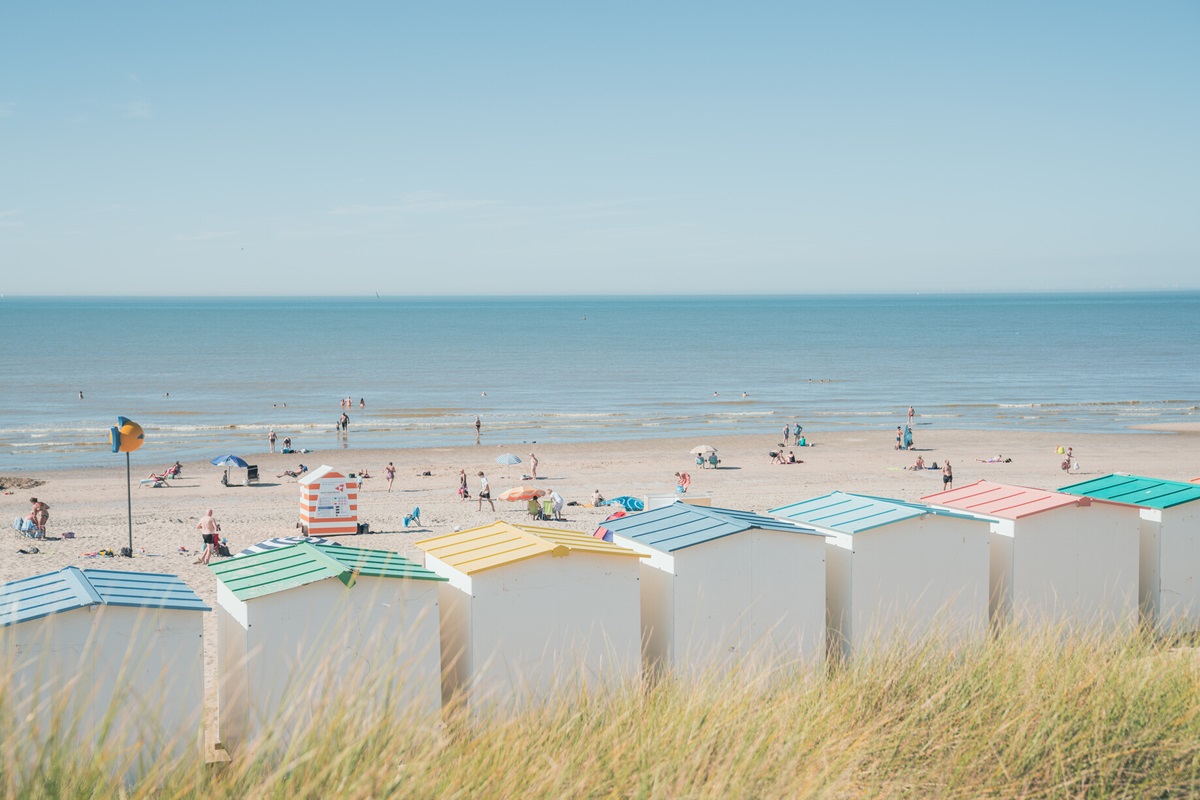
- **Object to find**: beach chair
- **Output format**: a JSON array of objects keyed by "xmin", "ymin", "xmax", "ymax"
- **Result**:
[
  {"xmin": 542, "ymin": 500, "xmax": 554, "ymax": 520},
  {"xmin": 140, "ymin": 475, "xmax": 169, "ymax": 488},
  {"xmin": 404, "ymin": 506, "xmax": 422, "ymax": 527},
  {"xmin": 245, "ymin": 465, "xmax": 260, "ymax": 485},
  {"xmin": 707, "ymin": 454, "xmax": 719, "ymax": 468}
]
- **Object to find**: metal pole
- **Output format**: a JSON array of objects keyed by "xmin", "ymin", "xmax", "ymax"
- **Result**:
[{"xmin": 126, "ymin": 451, "xmax": 133, "ymax": 555}]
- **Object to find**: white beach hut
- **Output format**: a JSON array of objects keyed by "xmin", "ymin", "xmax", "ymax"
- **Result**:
[
  {"xmin": 416, "ymin": 521, "xmax": 644, "ymax": 714},
  {"xmin": 0, "ymin": 568, "xmax": 208, "ymax": 780},
  {"xmin": 211, "ymin": 542, "xmax": 445, "ymax": 755},
  {"xmin": 598, "ymin": 503, "xmax": 831, "ymax": 675},
  {"xmin": 1060, "ymin": 474, "xmax": 1200, "ymax": 630},
  {"xmin": 771, "ymin": 492, "xmax": 991, "ymax": 660},
  {"xmin": 923, "ymin": 480, "xmax": 1140, "ymax": 634}
]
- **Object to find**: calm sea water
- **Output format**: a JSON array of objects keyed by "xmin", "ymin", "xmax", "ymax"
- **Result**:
[{"xmin": 2, "ymin": 293, "xmax": 1197, "ymax": 471}]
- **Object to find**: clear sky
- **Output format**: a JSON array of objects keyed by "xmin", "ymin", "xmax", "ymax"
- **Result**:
[{"xmin": 2, "ymin": 2, "xmax": 1197, "ymax": 295}]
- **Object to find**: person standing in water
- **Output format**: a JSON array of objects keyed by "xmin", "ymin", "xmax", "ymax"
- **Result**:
[{"xmin": 474, "ymin": 416, "xmax": 482, "ymax": 445}]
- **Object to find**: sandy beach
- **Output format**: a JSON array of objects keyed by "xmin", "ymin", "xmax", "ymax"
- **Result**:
[{"xmin": 4, "ymin": 426, "xmax": 1198, "ymax": 748}]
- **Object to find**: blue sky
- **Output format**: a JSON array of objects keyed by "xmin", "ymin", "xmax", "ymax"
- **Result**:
[{"xmin": 2, "ymin": 2, "xmax": 1197, "ymax": 295}]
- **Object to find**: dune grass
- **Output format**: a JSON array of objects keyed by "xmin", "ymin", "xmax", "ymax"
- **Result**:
[{"xmin": 4, "ymin": 626, "xmax": 1200, "ymax": 799}]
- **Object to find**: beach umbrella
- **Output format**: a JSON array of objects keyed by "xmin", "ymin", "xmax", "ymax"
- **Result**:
[
  {"xmin": 499, "ymin": 486, "xmax": 545, "ymax": 501},
  {"xmin": 690, "ymin": 445, "xmax": 717, "ymax": 455},
  {"xmin": 211, "ymin": 454, "xmax": 250, "ymax": 485},
  {"xmin": 604, "ymin": 496, "xmax": 645, "ymax": 512},
  {"xmin": 235, "ymin": 535, "xmax": 343, "ymax": 558},
  {"xmin": 495, "ymin": 453, "xmax": 522, "ymax": 465}
]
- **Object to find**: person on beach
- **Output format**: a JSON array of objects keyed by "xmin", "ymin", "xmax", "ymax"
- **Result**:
[
  {"xmin": 477, "ymin": 471, "xmax": 495, "ymax": 511},
  {"xmin": 28, "ymin": 497, "xmax": 50, "ymax": 534},
  {"xmin": 912, "ymin": 455, "xmax": 926, "ymax": 470},
  {"xmin": 195, "ymin": 509, "xmax": 219, "ymax": 565},
  {"xmin": 942, "ymin": 460, "xmax": 953, "ymax": 489},
  {"xmin": 359, "ymin": 398, "xmax": 365, "ymax": 409},
  {"xmin": 783, "ymin": 424, "xmax": 790, "ymax": 445},
  {"xmin": 591, "ymin": 489, "xmax": 605, "ymax": 506},
  {"xmin": 282, "ymin": 437, "xmax": 292, "ymax": 452},
  {"xmin": 458, "ymin": 469, "xmax": 470, "ymax": 500},
  {"xmin": 895, "ymin": 426, "xmax": 903, "ymax": 450},
  {"xmin": 268, "ymin": 429, "xmax": 277, "ymax": 453},
  {"xmin": 385, "ymin": 462, "xmax": 396, "ymax": 492},
  {"xmin": 548, "ymin": 488, "xmax": 564, "ymax": 521},
  {"xmin": 475, "ymin": 416, "xmax": 482, "ymax": 445},
  {"xmin": 529, "ymin": 453, "xmax": 539, "ymax": 480},
  {"xmin": 793, "ymin": 422, "xmax": 802, "ymax": 441},
  {"xmin": 908, "ymin": 406, "xmax": 915, "ymax": 427},
  {"xmin": 276, "ymin": 464, "xmax": 307, "ymax": 478},
  {"xmin": 340, "ymin": 412, "xmax": 349, "ymax": 431},
  {"xmin": 675, "ymin": 472, "xmax": 691, "ymax": 493}
]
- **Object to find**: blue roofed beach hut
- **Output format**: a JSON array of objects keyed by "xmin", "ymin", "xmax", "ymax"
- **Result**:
[
  {"xmin": 1061, "ymin": 474, "xmax": 1200, "ymax": 630},
  {"xmin": 771, "ymin": 492, "xmax": 991, "ymax": 659},
  {"xmin": 0, "ymin": 568, "xmax": 209, "ymax": 780},
  {"xmin": 600, "ymin": 502, "xmax": 831, "ymax": 674}
]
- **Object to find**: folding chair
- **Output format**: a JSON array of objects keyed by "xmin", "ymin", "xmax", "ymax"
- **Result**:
[{"xmin": 404, "ymin": 506, "xmax": 422, "ymax": 527}]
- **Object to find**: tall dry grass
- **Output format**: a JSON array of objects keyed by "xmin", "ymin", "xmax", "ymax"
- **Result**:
[{"xmin": 4, "ymin": 625, "xmax": 1200, "ymax": 799}]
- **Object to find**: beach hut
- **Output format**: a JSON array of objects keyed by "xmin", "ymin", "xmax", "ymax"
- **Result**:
[
  {"xmin": 1060, "ymin": 474, "xmax": 1200, "ymax": 630},
  {"xmin": 211, "ymin": 542, "xmax": 445, "ymax": 754},
  {"xmin": 0, "ymin": 568, "xmax": 208, "ymax": 780},
  {"xmin": 599, "ymin": 503, "xmax": 831, "ymax": 675},
  {"xmin": 416, "ymin": 521, "xmax": 644, "ymax": 713},
  {"xmin": 771, "ymin": 492, "xmax": 991, "ymax": 659},
  {"xmin": 297, "ymin": 464, "xmax": 359, "ymax": 536},
  {"xmin": 645, "ymin": 493, "xmax": 713, "ymax": 511},
  {"xmin": 923, "ymin": 480, "xmax": 1140, "ymax": 634}
]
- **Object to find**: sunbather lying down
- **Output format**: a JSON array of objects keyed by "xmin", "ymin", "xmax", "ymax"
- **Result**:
[
  {"xmin": 277, "ymin": 464, "xmax": 308, "ymax": 478},
  {"xmin": 977, "ymin": 455, "xmax": 1011, "ymax": 463}
]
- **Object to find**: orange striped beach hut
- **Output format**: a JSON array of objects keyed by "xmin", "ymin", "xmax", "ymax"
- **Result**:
[{"xmin": 297, "ymin": 465, "xmax": 358, "ymax": 535}]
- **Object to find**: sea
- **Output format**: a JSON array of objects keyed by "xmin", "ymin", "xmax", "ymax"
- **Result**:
[{"xmin": 1, "ymin": 293, "xmax": 1197, "ymax": 472}]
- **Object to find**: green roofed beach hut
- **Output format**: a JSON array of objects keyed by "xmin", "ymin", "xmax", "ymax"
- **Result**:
[
  {"xmin": 1060, "ymin": 474, "xmax": 1200, "ymax": 630},
  {"xmin": 0, "ymin": 568, "xmax": 209, "ymax": 781},
  {"xmin": 772, "ymin": 492, "xmax": 991, "ymax": 660},
  {"xmin": 211, "ymin": 542, "xmax": 445, "ymax": 755},
  {"xmin": 599, "ymin": 503, "xmax": 831, "ymax": 675}
]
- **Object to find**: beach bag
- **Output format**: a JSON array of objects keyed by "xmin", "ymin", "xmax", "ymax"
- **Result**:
[{"xmin": 217, "ymin": 542, "xmax": 232, "ymax": 557}]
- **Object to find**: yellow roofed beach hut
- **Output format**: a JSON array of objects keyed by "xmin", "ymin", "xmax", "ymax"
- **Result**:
[
  {"xmin": 1060, "ymin": 474, "xmax": 1200, "ymax": 631},
  {"xmin": 0, "ymin": 568, "xmax": 209, "ymax": 783},
  {"xmin": 416, "ymin": 521, "xmax": 644, "ymax": 714},
  {"xmin": 210, "ymin": 542, "xmax": 445, "ymax": 755},
  {"xmin": 598, "ymin": 503, "xmax": 831, "ymax": 676}
]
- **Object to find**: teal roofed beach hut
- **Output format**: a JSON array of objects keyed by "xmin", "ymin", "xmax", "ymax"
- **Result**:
[
  {"xmin": 211, "ymin": 542, "xmax": 446, "ymax": 755},
  {"xmin": 600, "ymin": 502, "xmax": 831, "ymax": 674},
  {"xmin": 771, "ymin": 492, "xmax": 991, "ymax": 660},
  {"xmin": 0, "ymin": 568, "xmax": 208, "ymax": 781},
  {"xmin": 1061, "ymin": 474, "xmax": 1200, "ymax": 630}
]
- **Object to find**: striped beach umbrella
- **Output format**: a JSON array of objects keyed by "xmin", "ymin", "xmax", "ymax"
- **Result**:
[{"xmin": 234, "ymin": 535, "xmax": 344, "ymax": 558}]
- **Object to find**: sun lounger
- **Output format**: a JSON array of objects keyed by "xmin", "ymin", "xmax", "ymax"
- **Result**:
[{"xmin": 245, "ymin": 465, "xmax": 260, "ymax": 485}]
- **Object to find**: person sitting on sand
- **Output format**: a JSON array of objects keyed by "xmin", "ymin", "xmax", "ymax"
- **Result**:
[
  {"xmin": 912, "ymin": 455, "xmax": 926, "ymax": 470},
  {"xmin": 358, "ymin": 468, "xmax": 371, "ymax": 479},
  {"xmin": 772, "ymin": 451, "xmax": 787, "ymax": 465},
  {"xmin": 592, "ymin": 489, "xmax": 605, "ymax": 506},
  {"xmin": 978, "ymin": 455, "xmax": 1007, "ymax": 463}
]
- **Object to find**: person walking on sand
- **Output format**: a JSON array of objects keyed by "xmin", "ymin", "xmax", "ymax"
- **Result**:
[
  {"xmin": 942, "ymin": 460, "xmax": 953, "ymax": 490},
  {"xmin": 268, "ymin": 429, "xmax": 277, "ymax": 453},
  {"xmin": 458, "ymin": 469, "xmax": 470, "ymax": 500},
  {"xmin": 529, "ymin": 453, "xmax": 539, "ymax": 480},
  {"xmin": 474, "ymin": 416, "xmax": 482, "ymax": 445},
  {"xmin": 385, "ymin": 461, "xmax": 396, "ymax": 492},
  {"xmin": 195, "ymin": 509, "xmax": 220, "ymax": 565},
  {"xmin": 477, "ymin": 471, "xmax": 495, "ymax": 511}
]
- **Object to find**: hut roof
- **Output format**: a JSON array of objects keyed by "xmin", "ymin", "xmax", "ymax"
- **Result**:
[
  {"xmin": 772, "ymin": 491, "xmax": 975, "ymax": 534},
  {"xmin": 602, "ymin": 502, "xmax": 826, "ymax": 552},
  {"xmin": 0, "ymin": 567, "xmax": 209, "ymax": 628},
  {"xmin": 1059, "ymin": 474, "xmax": 1200, "ymax": 510},
  {"xmin": 211, "ymin": 542, "xmax": 443, "ymax": 601},
  {"xmin": 923, "ymin": 480, "xmax": 1099, "ymax": 520},
  {"xmin": 416, "ymin": 521, "xmax": 643, "ymax": 575},
  {"xmin": 296, "ymin": 464, "xmax": 347, "ymax": 485}
]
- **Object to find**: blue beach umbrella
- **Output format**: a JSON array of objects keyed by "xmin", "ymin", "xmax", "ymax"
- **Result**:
[
  {"xmin": 211, "ymin": 454, "xmax": 250, "ymax": 485},
  {"xmin": 604, "ymin": 496, "xmax": 645, "ymax": 512}
]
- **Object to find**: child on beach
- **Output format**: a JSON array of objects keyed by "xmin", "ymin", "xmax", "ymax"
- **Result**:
[{"xmin": 385, "ymin": 462, "xmax": 396, "ymax": 492}]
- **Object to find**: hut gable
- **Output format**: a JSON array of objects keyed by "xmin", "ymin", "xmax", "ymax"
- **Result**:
[
  {"xmin": 211, "ymin": 542, "xmax": 443, "ymax": 601},
  {"xmin": 417, "ymin": 521, "xmax": 643, "ymax": 575},
  {"xmin": 1059, "ymin": 474, "xmax": 1200, "ymax": 510},
  {"xmin": 0, "ymin": 567, "xmax": 208, "ymax": 627},
  {"xmin": 602, "ymin": 502, "xmax": 826, "ymax": 552}
]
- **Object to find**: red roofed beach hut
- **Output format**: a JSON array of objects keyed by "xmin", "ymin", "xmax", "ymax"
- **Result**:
[
  {"xmin": 923, "ymin": 480, "xmax": 1140, "ymax": 634},
  {"xmin": 297, "ymin": 465, "xmax": 358, "ymax": 536}
]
